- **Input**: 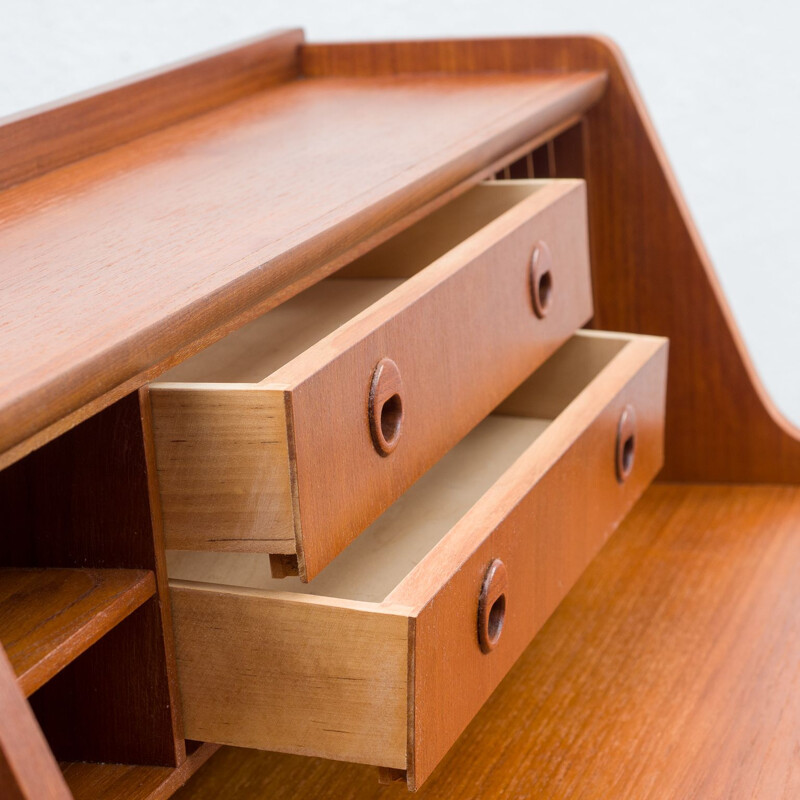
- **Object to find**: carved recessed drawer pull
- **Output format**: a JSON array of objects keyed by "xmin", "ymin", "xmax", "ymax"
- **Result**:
[
  {"xmin": 478, "ymin": 559, "xmax": 508, "ymax": 654},
  {"xmin": 616, "ymin": 404, "xmax": 637, "ymax": 483},
  {"xmin": 530, "ymin": 240, "xmax": 554, "ymax": 318},
  {"xmin": 369, "ymin": 358, "xmax": 404, "ymax": 456}
]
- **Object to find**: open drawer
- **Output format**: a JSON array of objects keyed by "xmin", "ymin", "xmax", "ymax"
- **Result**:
[
  {"xmin": 149, "ymin": 179, "xmax": 592, "ymax": 581},
  {"xmin": 167, "ymin": 330, "xmax": 668, "ymax": 789}
]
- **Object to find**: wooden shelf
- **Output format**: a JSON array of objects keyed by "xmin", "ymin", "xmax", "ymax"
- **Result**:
[
  {"xmin": 61, "ymin": 744, "xmax": 218, "ymax": 800},
  {"xmin": 171, "ymin": 484, "xmax": 800, "ymax": 798},
  {"xmin": 0, "ymin": 568, "xmax": 155, "ymax": 696}
]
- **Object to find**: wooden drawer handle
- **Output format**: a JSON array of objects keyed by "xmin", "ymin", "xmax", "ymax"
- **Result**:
[
  {"xmin": 369, "ymin": 358, "xmax": 404, "ymax": 456},
  {"xmin": 530, "ymin": 240, "xmax": 554, "ymax": 318},
  {"xmin": 616, "ymin": 404, "xmax": 637, "ymax": 483},
  {"xmin": 478, "ymin": 559, "xmax": 508, "ymax": 654}
]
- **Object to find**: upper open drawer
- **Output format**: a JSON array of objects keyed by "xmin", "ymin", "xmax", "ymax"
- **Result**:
[
  {"xmin": 168, "ymin": 330, "xmax": 668, "ymax": 789},
  {"xmin": 149, "ymin": 179, "xmax": 592, "ymax": 581}
]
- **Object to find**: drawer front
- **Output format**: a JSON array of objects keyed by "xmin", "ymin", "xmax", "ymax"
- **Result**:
[
  {"xmin": 396, "ymin": 335, "xmax": 667, "ymax": 788},
  {"xmin": 169, "ymin": 332, "xmax": 668, "ymax": 788},
  {"xmin": 284, "ymin": 181, "xmax": 592, "ymax": 579},
  {"xmin": 153, "ymin": 180, "xmax": 593, "ymax": 581}
]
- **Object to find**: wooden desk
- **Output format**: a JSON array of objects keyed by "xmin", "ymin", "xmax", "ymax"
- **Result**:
[{"xmin": 1, "ymin": 29, "xmax": 798, "ymax": 800}]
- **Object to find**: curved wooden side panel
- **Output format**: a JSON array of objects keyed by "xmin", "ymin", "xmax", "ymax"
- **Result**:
[
  {"xmin": 303, "ymin": 36, "xmax": 800, "ymax": 483},
  {"xmin": 0, "ymin": 646, "xmax": 71, "ymax": 800}
]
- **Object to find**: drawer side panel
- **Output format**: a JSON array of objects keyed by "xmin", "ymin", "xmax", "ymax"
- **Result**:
[
  {"xmin": 149, "ymin": 387, "xmax": 296, "ymax": 552},
  {"xmin": 170, "ymin": 585, "xmax": 409, "ymax": 768}
]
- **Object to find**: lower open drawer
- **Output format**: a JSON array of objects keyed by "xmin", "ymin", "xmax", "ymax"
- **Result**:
[{"xmin": 167, "ymin": 330, "xmax": 668, "ymax": 790}]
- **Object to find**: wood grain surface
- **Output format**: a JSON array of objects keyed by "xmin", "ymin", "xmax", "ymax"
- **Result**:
[
  {"xmin": 170, "ymin": 587, "xmax": 410, "ymax": 767},
  {"xmin": 62, "ymin": 742, "xmax": 219, "ymax": 800},
  {"xmin": 400, "ymin": 332, "xmax": 667, "ymax": 787},
  {"xmin": 4, "ymin": 30, "xmax": 799, "ymax": 800},
  {"xmin": 152, "ymin": 180, "xmax": 593, "ymax": 579},
  {"xmin": 171, "ymin": 484, "xmax": 800, "ymax": 799},
  {"xmin": 0, "ymin": 646, "xmax": 71, "ymax": 800},
  {"xmin": 0, "ymin": 567, "xmax": 155, "ymax": 696},
  {"xmin": 0, "ymin": 29, "xmax": 303, "ymax": 192},
  {"xmin": 149, "ymin": 387, "xmax": 295, "ymax": 553},
  {"xmin": 166, "ymin": 331, "xmax": 666, "ymax": 786},
  {"xmin": 283, "ymin": 181, "xmax": 592, "ymax": 579},
  {"xmin": 165, "ymin": 417, "xmax": 551, "ymax": 603},
  {"xmin": 0, "ymin": 64, "xmax": 604, "ymax": 471},
  {"xmin": 302, "ymin": 36, "xmax": 800, "ymax": 482},
  {"xmin": 0, "ymin": 393, "xmax": 184, "ymax": 767}
]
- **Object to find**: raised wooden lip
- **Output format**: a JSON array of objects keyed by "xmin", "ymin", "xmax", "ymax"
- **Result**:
[
  {"xmin": 5, "ymin": 33, "xmax": 797, "ymax": 484},
  {"xmin": 0, "ymin": 28, "xmax": 306, "ymax": 191}
]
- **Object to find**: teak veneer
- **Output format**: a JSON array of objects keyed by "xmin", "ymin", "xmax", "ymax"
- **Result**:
[
  {"xmin": 0, "ymin": 48, "xmax": 604, "ymax": 471},
  {"xmin": 300, "ymin": 36, "xmax": 800, "ymax": 483},
  {"xmin": 0, "ymin": 568, "xmax": 155, "ymax": 696},
  {"xmin": 61, "ymin": 743, "xmax": 219, "ymax": 800},
  {"xmin": 1, "ymin": 25, "xmax": 799, "ymax": 800},
  {"xmin": 172, "ymin": 485, "xmax": 800, "ymax": 799}
]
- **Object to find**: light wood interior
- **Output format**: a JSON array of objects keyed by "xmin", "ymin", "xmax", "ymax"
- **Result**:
[
  {"xmin": 497, "ymin": 330, "xmax": 629, "ymax": 418},
  {"xmin": 159, "ymin": 279, "xmax": 401, "ymax": 384},
  {"xmin": 167, "ymin": 330, "xmax": 632, "ymax": 602},
  {"xmin": 168, "ymin": 416, "xmax": 547, "ymax": 601},
  {"xmin": 338, "ymin": 181, "xmax": 548, "ymax": 279},
  {"xmin": 158, "ymin": 182, "xmax": 546, "ymax": 385}
]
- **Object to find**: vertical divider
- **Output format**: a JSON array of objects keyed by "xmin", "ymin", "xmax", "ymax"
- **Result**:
[
  {"xmin": 139, "ymin": 384, "xmax": 186, "ymax": 755},
  {"xmin": 552, "ymin": 122, "xmax": 587, "ymax": 178},
  {"xmin": 0, "ymin": 646, "xmax": 71, "ymax": 800}
]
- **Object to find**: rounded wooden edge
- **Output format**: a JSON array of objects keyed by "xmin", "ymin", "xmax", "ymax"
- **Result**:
[
  {"xmin": 530, "ymin": 240, "xmax": 554, "ymax": 319},
  {"xmin": 368, "ymin": 358, "xmax": 404, "ymax": 457},
  {"xmin": 478, "ymin": 559, "xmax": 508, "ymax": 654},
  {"xmin": 616, "ymin": 404, "xmax": 637, "ymax": 483}
]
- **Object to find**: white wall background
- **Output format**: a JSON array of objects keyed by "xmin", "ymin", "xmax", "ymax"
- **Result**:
[{"xmin": 2, "ymin": 0, "xmax": 799, "ymax": 423}]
